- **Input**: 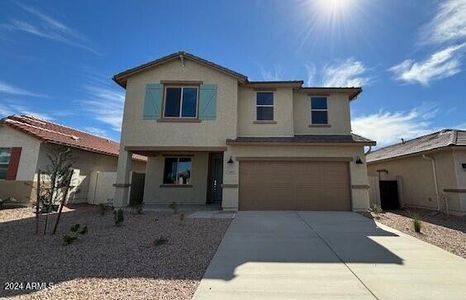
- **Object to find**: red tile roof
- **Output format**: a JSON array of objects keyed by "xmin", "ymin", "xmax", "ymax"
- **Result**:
[{"xmin": 1, "ymin": 115, "xmax": 145, "ymax": 161}]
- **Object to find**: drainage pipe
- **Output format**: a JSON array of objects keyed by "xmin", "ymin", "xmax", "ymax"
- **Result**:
[{"xmin": 422, "ymin": 154, "xmax": 440, "ymax": 211}]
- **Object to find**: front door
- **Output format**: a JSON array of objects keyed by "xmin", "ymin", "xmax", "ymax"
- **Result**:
[
  {"xmin": 207, "ymin": 153, "xmax": 223, "ymax": 203},
  {"xmin": 129, "ymin": 172, "xmax": 145, "ymax": 206}
]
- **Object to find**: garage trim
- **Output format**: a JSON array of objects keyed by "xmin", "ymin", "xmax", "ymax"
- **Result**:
[{"xmin": 236, "ymin": 156, "xmax": 353, "ymax": 162}]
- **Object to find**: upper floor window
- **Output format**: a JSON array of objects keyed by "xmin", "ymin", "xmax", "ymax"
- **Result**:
[
  {"xmin": 163, "ymin": 157, "xmax": 192, "ymax": 185},
  {"xmin": 0, "ymin": 148, "xmax": 11, "ymax": 180},
  {"xmin": 256, "ymin": 92, "xmax": 274, "ymax": 121},
  {"xmin": 163, "ymin": 86, "xmax": 198, "ymax": 118},
  {"xmin": 310, "ymin": 97, "xmax": 328, "ymax": 124}
]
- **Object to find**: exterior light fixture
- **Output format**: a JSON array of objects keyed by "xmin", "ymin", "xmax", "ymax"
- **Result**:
[
  {"xmin": 227, "ymin": 156, "xmax": 234, "ymax": 164},
  {"xmin": 355, "ymin": 156, "xmax": 363, "ymax": 164}
]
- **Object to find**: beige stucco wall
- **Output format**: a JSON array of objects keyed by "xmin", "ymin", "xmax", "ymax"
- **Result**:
[
  {"xmin": 237, "ymin": 87, "xmax": 294, "ymax": 137},
  {"xmin": 36, "ymin": 144, "xmax": 146, "ymax": 204},
  {"xmin": 367, "ymin": 149, "xmax": 464, "ymax": 214},
  {"xmin": 121, "ymin": 59, "xmax": 238, "ymax": 147},
  {"xmin": 0, "ymin": 126, "xmax": 41, "ymax": 202},
  {"xmin": 0, "ymin": 126, "xmax": 41, "ymax": 181},
  {"xmin": 223, "ymin": 144, "xmax": 369, "ymax": 211},
  {"xmin": 452, "ymin": 149, "xmax": 466, "ymax": 212},
  {"xmin": 143, "ymin": 152, "xmax": 208, "ymax": 204},
  {"xmin": 293, "ymin": 91, "xmax": 352, "ymax": 135}
]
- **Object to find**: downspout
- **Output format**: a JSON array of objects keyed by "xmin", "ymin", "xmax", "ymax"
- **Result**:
[{"xmin": 422, "ymin": 154, "xmax": 440, "ymax": 212}]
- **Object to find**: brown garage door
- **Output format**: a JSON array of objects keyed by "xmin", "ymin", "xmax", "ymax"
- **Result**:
[{"xmin": 239, "ymin": 160, "xmax": 351, "ymax": 211}]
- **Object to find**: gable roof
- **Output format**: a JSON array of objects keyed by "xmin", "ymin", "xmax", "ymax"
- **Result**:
[
  {"xmin": 1, "ymin": 115, "xmax": 145, "ymax": 160},
  {"xmin": 113, "ymin": 51, "xmax": 248, "ymax": 88},
  {"xmin": 112, "ymin": 51, "xmax": 362, "ymax": 100},
  {"xmin": 366, "ymin": 129, "xmax": 466, "ymax": 163}
]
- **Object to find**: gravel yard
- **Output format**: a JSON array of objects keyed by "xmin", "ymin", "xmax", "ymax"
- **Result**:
[
  {"xmin": 362, "ymin": 208, "xmax": 465, "ymax": 258},
  {"xmin": 0, "ymin": 205, "xmax": 231, "ymax": 299}
]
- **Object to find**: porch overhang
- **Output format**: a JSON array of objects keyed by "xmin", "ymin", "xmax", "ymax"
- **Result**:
[{"xmin": 124, "ymin": 145, "xmax": 227, "ymax": 156}]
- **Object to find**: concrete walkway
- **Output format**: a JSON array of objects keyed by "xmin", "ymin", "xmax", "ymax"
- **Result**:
[{"xmin": 194, "ymin": 211, "xmax": 466, "ymax": 299}]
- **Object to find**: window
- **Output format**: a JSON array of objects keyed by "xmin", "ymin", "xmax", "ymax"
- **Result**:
[
  {"xmin": 163, "ymin": 157, "xmax": 192, "ymax": 185},
  {"xmin": 256, "ymin": 92, "xmax": 274, "ymax": 120},
  {"xmin": 163, "ymin": 86, "xmax": 198, "ymax": 118},
  {"xmin": 310, "ymin": 97, "xmax": 328, "ymax": 124},
  {"xmin": 0, "ymin": 148, "xmax": 11, "ymax": 180}
]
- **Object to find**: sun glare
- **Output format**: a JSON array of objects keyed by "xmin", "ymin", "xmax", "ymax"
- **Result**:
[
  {"xmin": 295, "ymin": 0, "xmax": 372, "ymax": 51},
  {"xmin": 314, "ymin": 0, "xmax": 355, "ymax": 18}
]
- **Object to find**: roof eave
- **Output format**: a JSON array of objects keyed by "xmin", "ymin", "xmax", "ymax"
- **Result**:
[
  {"xmin": 113, "ymin": 51, "xmax": 248, "ymax": 89},
  {"xmin": 366, "ymin": 145, "xmax": 466, "ymax": 164},
  {"xmin": 226, "ymin": 140, "xmax": 376, "ymax": 146}
]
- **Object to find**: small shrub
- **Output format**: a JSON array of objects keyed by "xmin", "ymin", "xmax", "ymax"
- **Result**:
[
  {"xmin": 80, "ymin": 225, "xmax": 88, "ymax": 235},
  {"xmin": 63, "ymin": 234, "xmax": 78, "ymax": 245},
  {"xmin": 114, "ymin": 208, "xmax": 124, "ymax": 226},
  {"xmin": 179, "ymin": 213, "xmax": 185, "ymax": 226},
  {"xmin": 153, "ymin": 236, "xmax": 168, "ymax": 247},
  {"xmin": 98, "ymin": 204, "xmax": 107, "ymax": 216},
  {"xmin": 70, "ymin": 224, "xmax": 80, "ymax": 233},
  {"xmin": 412, "ymin": 214, "xmax": 422, "ymax": 233},
  {"xmin": 371, "ymin": 204, "xmax": 383, "ymax": 219},
  {"xmin": 63, "ymin": 224, "xmax": 88, "ymax": 245},
  {"xmin": 169, "ymin": 201, "xmax": 178, "ymax": 214}
]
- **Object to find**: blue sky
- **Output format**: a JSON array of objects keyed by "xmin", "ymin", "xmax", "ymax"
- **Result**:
[{"xmin": 1, "ymin": 0, "xmax": 465, "ymax": 146}]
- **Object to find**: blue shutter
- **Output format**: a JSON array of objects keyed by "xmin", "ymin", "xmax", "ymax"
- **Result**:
[
  {"xmin": 143, "ymin": 84, "xmax": 163, "ymax": 120},
  {"xmin": 199, "ymin": 84, "xmax": 217, "ymax": 120}
]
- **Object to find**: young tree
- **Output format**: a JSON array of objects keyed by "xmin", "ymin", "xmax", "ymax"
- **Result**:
[{"xmin": 37, "ymin": 147, "xmax": 75, "ymax": 235}]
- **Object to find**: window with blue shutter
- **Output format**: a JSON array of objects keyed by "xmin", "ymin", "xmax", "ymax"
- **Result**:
[
  {"xmin": 143, "ymin": 84, "xmax": 163, "ymax": 120},
  {"xmin": 199, "ymin": 84, "xmax": 217, "ymax": 120}
]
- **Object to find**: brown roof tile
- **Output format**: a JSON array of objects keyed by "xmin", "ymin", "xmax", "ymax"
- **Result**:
[
  {"xmin": 366, "ymin": 129, "xmax": 466, "ymax": 163},
  {"xmin": 1, "ymin": 115, "xmax": 145, "ymax": 161}
]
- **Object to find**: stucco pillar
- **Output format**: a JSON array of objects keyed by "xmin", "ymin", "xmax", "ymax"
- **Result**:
[
  {"xmin": 222, "ymin": 149, "xmax": 239, "ymax": 211},
  {"xmin": 113, "ymin": 149, "xmax": 132, "ymax": 208}
]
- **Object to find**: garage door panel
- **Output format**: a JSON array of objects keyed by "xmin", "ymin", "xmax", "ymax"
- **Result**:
[{"xmin": 239, "ymin": 161, "xmax": 351, "ymax": 211}]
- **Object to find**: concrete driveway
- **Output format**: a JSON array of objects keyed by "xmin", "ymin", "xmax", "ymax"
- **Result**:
[{"xmin": 194, "ymin": 211, "xmax": 466, "ymax": 299}]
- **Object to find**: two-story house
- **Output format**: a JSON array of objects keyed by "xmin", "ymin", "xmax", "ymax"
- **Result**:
[{"xmin": 112, "ymin": 51, "xmax": 375, "ymax": 211}]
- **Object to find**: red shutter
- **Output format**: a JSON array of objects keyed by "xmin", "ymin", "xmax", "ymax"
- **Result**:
[{"xmin": 6, "ymin": 147, "xmax": 22, "ymax": 180}]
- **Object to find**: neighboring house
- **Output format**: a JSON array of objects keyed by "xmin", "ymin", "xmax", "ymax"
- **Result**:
[
  {"xmin": 112, "ymin": 51, "xmax": 375, "ymax": 211},
  {"xmin": 0, "ymin": 115, "xmax": 146, "ymax": 204},
  {"xmin": 366, "ymin": 129, "xmax": 466, "ymax": 215}
]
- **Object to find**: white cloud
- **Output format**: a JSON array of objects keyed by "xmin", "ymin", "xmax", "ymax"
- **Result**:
[
  {"xmin": 0, "ymin": 80, "xmax": 47, "ymax": 97},
  {"xmin": 389, "ymin": 44, "xmax": 465, "ymax": 85},
  {"xmin": 2, "ymin": 4, "xmax": 99, "ymax": 54},
  {"xmin": 305, "ymin": 63, "xmax": 316, "ymax": 86},
  {"xmin": 352, "ymin": 105, "xmax": 438, "ymax": 147},
  {"xmin": 259, "ymin": 65, "xmax": 284, "ymax": 81},
  {"xmin": 421, "ymin": 0, "xmax": 466, "ymax": 45},
  {"xmin": 82, "ymin": 85, "xmax": 125, "ymax": 132},
  {"xmin": 321, "ymin": 58, "xmax": 370, "ymax": 87},
  {"xmin": 83, "ymin": 127, "xmax": 110, "ymax": 139},
  {"xmin": 0, "ymin": 103, "xmax": 53, "ymax": 120}
]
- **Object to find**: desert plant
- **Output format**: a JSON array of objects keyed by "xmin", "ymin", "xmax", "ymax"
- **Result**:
[
  {"xmin": 63, "ymin": 224, "xmax": 88, "ymax": 245},
  {"xmin": 80, "ymin": 225, "xmax": 88, "ymax": 235},
  {"xmin": 63, "ymin": 234, "xmax": 78, "ymax": 245},
  {"xmin": 98, "ymin": 203, "xmax": 107, "ymax": 216},
  {"xmin": 371, "ymin": 204, "xmax": 383, "ymax": 219},
  {"xmin": 169, "ymin": 201, "xmax": 178, "ymax": 214},
  {"xmin": 179, "ymin": 212, "xmax": 185, "ymax": 225},
  {"xmin": 412, "ymin": 214, "xmax": 422, "ymax": 233},
  {"xmin": 70, "ymin": 224, "xmax": 80, "ymax": 233},
  {"xmin": 153, "ymin": 236, "xmax": 168, "ymax": 247},
  {"xmin": 114, "ymin": 208, "xmax": 124, "ymax": 226}
]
